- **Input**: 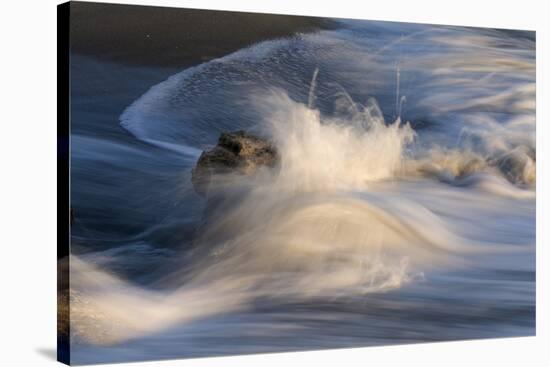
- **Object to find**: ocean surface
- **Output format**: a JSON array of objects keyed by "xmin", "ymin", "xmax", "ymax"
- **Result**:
[{"xmin": 69, "ymin": 19, "xmax": 535, "ymax": 364}]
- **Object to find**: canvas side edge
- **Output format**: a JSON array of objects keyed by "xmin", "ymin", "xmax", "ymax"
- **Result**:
[{"xmin": 57, "ymin": 1, "xmax": 71, "ymax": 365}]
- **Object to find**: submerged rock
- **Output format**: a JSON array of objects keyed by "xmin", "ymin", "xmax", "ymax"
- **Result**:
[
  {"xmin": 191, "ymin": 131, "xmax": 278, "ymax": 195},
  {"xmin": 493, "ymin": 146, "xmax": 536, "ymax": 185}
]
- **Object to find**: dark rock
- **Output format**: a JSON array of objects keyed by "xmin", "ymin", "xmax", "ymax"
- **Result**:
[{"xmin": 191, "ymin": 131, "xmax": 278, "ymax": 195}]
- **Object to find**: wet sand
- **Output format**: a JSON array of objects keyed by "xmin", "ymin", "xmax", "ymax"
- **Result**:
[{"xmin": 70, "ymin": 1, "xmax": 335, "ymax": 67}]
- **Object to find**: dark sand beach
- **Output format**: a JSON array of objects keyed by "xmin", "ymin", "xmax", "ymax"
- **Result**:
[{"xmin": 70, "ymin": 1, "xmax": 334, "ymax": 67}]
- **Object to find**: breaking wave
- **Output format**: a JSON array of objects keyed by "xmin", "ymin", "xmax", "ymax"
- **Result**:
[{"xmin": 71, "ymin": 21, "xmax": 535, "ymax": 347}]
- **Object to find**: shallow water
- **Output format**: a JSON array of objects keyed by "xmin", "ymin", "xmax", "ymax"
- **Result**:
[{"xmin": 70, "ymin": 19, "xmax": 535, "ymax": 364}]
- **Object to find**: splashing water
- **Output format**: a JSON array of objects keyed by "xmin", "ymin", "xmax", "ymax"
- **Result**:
[
  {"xmin": 69, "ymin": 19, "xmax": 535, "ymax": 360},
  {"xmin": 71, "ymin": 90, "xmax": 531, "ymax": 346}
]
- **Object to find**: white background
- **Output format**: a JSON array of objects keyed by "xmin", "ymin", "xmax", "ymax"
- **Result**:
[{"xmin": 0, "ymin": 0, "xmax": 547, "ymax": 365}]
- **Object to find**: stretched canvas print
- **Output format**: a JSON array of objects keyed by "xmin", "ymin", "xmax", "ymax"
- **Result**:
[{"xmin": 58, "ymin": 1, "xmax": 536, "ymax": 365}]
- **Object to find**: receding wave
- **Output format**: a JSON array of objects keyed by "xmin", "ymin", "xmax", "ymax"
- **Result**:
[{"xmin": 71, "ymin": 21, "xmax": 535, "ymax": 350}]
